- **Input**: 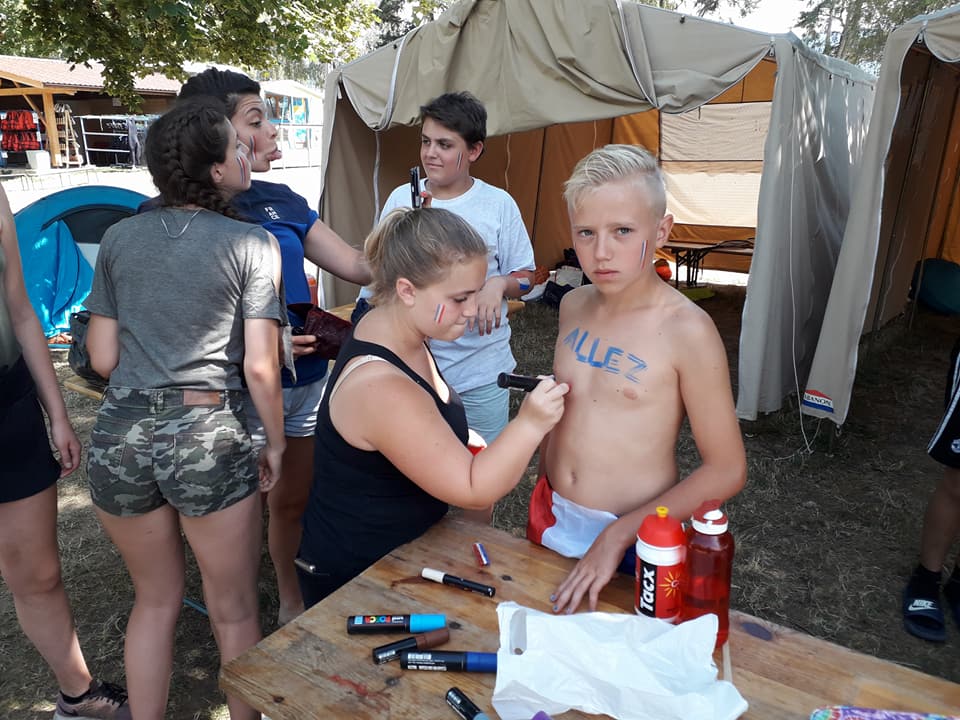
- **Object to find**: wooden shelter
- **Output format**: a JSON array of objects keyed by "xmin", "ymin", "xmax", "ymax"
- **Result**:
[{"xmin": 0, "ymin": 55, "xmax": 179, "ymax": 168}]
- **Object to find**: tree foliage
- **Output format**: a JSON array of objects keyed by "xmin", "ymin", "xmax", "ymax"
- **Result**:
[
  {"xmin": 375, "ymin": 0, "xmax": 450, "ymax": 47},
  {"xmin": 1, "ymin": 0, "xmax": 375, "ymax": 108},
  {"xmin": 796, "ymin": 0, "xmax": 956, "ymax": 67}
]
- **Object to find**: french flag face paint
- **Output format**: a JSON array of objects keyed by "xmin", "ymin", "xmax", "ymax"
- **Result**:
[
  {"xmin": 434, "ymin": 303, "xmax": 446, "ymax": 324},
  {"xmin": 237, "ymin": 152, "xmax": 249, "ymax": 185},
  {"xmin": 249, "ymin": 135, "xmax": 257, "ymax": 162}
]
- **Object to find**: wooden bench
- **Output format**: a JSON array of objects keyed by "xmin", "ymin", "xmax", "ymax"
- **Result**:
[{"xmin": 63, "ymin": 373, "xmax": 107, "ymax": 401}]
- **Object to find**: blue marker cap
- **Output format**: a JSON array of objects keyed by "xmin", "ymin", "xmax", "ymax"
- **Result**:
[
  {"xmin": 409, "ymin": 614, "xmax": 446, "ymax": 632},
  {"xmin": 464, "ymin": 651, "xmax": 498, "ymax": 673}
]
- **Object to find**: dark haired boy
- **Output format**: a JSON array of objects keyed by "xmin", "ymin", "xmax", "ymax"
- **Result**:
[{"xmin": 356, "ymin": 91, "xmax": 535, "ymax": 451}]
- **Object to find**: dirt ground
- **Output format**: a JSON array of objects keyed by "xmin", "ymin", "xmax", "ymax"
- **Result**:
[{"xmin": 1, "ymin": 283, "xmax": 959, "ymax": 718}]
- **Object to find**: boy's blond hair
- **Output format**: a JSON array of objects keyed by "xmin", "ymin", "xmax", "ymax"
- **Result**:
[{"xmin": 563, "ymin": 144, "xmax": 667, "ymax": 218}]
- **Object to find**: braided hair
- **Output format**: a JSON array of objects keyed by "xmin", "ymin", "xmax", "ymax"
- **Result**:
[{"xmin": 145, "ymin": 98, "xmax": 240, "ymax": 218}]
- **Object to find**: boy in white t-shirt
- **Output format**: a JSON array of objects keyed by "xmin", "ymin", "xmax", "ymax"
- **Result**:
[{"xmin": 355, "ymin": 92, "xmax": 535, "ymax": 446}]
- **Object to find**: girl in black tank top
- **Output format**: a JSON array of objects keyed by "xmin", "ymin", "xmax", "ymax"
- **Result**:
[{"xmin": 296, "ymin": 208, "xmax": 568, "ymax": 607}]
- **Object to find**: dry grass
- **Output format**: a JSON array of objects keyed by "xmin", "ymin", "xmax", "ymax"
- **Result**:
[{"xmin": 1, "ymin": 285, "xmax": 959, "ymax": 719}]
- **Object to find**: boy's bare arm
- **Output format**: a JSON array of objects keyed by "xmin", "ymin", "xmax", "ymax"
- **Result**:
[{"xmin": 550, "ymin": 309, "xmax": 746, "ymax": 614}]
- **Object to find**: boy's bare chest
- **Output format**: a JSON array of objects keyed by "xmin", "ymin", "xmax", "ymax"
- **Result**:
[{"xmin": 553, "ymin": 322, "xmax": 675, "ymax": 395}]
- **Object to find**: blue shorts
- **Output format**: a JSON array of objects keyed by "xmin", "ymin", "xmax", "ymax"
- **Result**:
[
  {"xmin": 459, "ymin": 382, "xmax": 509, "ymax": 445},
  {"xmin": 244, "ymin": 377, "xmax": 326, "ymax": 440}
]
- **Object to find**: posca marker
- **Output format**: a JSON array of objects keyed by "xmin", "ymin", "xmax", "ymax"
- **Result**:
[
  {"xmin": 473, "ymin": 542, "xmax": 490, "ymax": 567},
  {"xmin": 496, "ymin": 372, "xmax": 541, "ymax": 392},
  {"xmin": 422, "ymin": 568, "xmax": 495, "ymax": 597},
  {"xmin": 371, "ymin": 628, "xmax": 449, "ymax": 664},
  {"xmin": 346, "ymin": 614, "xmax": 446, "ymax": 634},
  {"xmin": 446, "ymin": 687, "xmax": 490, "ymax": 720},
  {"xmin": 400, "ymin": 650, "xmax": 497, "ymax": 672}
]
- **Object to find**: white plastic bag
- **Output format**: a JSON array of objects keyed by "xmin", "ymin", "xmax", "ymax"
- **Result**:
[{"xmin": 492, "ymin": 602, "xmax": 748, "ymax": 720}]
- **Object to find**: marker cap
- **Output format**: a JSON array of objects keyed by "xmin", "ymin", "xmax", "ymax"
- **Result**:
[
  {"xmin": 421, "ymin": 568, "xmax": 445, "ymax": 583},
  {"xmin": 465, "ymin": 651, "xmax": 498, "ymax": 673},
  {"xmin": 409, "ymin": 613, "xmax": 446, "ymax": 633}
]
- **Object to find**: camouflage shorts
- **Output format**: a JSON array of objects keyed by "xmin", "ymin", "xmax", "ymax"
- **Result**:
[{"xmin": 87, "ymin": 388, "xmax": 258, "ymax": 517}]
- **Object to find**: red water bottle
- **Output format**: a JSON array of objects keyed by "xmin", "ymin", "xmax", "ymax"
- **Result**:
[
  {"xmin": 635, "ymin": 506, "xmax": 686, "ymax": 622},
  {"xmin": 681, "ymin": 500, "xmax": 735, "ymax": 649}
]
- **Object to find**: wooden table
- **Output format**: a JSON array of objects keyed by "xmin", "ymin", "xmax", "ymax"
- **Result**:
[
  {"xmin": 221, "ymin": 517, "xmax": 960, "ymax": 719},
  {"xmin": 663, "ymin": 240, "xmax": 754, "ymax": 289}
]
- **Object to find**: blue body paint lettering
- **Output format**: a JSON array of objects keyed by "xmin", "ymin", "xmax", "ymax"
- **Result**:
[
  {"xmin": 562, "ymin": 327, "xmax": 646, "ymax": 380},
  {"xmin": 574, "ymin": 331, "xmax": 590, "ymax": 362},
  {"xmin": 586, "ymin": 338, "xmax": 605, "ymax": 368},
  {"xmin": 603, "ymin": 346, "xmax": 623, "ymax": 374},
  {"xmin": 625, "ymin": 353, "xmax": 647, "ymax": 383}
]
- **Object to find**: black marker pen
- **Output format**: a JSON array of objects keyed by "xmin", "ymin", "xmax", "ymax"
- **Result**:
[
  {"xmin": 496, "ymin": 372, "xmax": 541, "ymax": 392},
  {"xmin": 371, "ymin": 628, "xmax": 449, "ymax": 664},
  {"xmin": 446, "ymin": 687, "xmax": 491, "ymax": 720},
  {"xmin": 422, "ymin": 568, "xmax": 496, "ymax": 597}
]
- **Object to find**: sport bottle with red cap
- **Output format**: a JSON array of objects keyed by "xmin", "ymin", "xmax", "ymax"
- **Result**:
[
  {"xmin": 635, "ymin": 506, "xmax": 686, "ymax": 622},
  {"xmin": 680, "ymin": 499, "xmax": 735, "ymax": 649}
]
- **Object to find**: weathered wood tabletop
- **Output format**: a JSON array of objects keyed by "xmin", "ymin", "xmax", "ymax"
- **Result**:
[{"xmin": 221, "ymin": 516, "xmax": 960, "ymax": 719}]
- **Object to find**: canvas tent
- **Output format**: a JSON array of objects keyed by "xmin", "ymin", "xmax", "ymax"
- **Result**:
[
  {"xmin": 14, "ymin": 186, "xmax": 147, "ymax": 337},
  {"xmin": 804, "ymin": 5, "xmax": 960, "ymax": 425},
  {"xmin": 318, "ymin": 0, "xmax": 875, "ymax": 421}
]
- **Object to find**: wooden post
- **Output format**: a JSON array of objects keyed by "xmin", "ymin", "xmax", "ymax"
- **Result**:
[{"xmin": 41, "ymin": 91, "xmax": 62, "ymax": 168}]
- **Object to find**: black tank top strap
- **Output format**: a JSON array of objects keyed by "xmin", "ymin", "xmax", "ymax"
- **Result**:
[{"xmin": 326, "ymin": 335, "xmax": 448, "ymax": 407}]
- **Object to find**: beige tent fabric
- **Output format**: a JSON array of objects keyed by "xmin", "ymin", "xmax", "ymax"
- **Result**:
[
  {"xmin": 317, "ymin": 0, "xmax": 875, "ymax": 422},
  {"xmin": 804, "ymin": 6, "xmax": 960, "ymax": 424},
  {"xmin": 736, "ymin": 38, "xmax": 874, "ymax": 420}
]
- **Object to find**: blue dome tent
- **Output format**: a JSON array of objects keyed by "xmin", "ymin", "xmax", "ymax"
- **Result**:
[{"xmin": 14, "ymin": 185, "xmax": 147, "ymax": 337}]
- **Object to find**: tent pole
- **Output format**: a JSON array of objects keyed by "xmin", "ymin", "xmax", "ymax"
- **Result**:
[
  {"xmin": 528, "ymin": 127, "xmax": 550, "ymax": 261},
  {"xmin": 871, "ymin": 55, "xmax": 933, "ymax": 338}
]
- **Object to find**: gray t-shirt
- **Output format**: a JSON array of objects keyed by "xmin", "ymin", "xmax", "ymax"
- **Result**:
[{"xmin": 85, "ymin": 208, "xmax": 284, "ymax": 390}]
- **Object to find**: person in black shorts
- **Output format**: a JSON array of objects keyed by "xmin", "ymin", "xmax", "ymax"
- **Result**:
[
  {"xmin": 0, "ymin": 185, "xmax": 130, "ymax": 718},
  {"xmin": 902, "ymin": 336, "xmax": 960, "ymax": 642}
]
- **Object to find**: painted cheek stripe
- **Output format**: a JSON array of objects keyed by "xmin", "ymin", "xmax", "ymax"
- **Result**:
[
  {"xmin": 250, "ymin": 135, "xmax": 257, "ymax": 162},
  {"xmin": 434, "ymin": 303, "xmax": 445, "ymax": 324}
]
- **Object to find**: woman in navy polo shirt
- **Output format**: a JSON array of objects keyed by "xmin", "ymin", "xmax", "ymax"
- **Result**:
[{"xmin": 178, "ymin": 69, "xmax": 371, "ymax": 625}]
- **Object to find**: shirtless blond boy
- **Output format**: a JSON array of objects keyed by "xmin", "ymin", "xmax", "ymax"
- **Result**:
[{"xmin": 527, "ymin": 144, "xmax": 747, "ymax": 614}]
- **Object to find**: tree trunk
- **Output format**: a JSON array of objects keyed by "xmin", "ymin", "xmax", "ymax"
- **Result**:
[
  {"xmin": 837, "ymin": 0, "xmax": 863, "ymax": 60},
  {"xmin": 823, "ymin": 0, "xmax": 835, "ymax": 56}
]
